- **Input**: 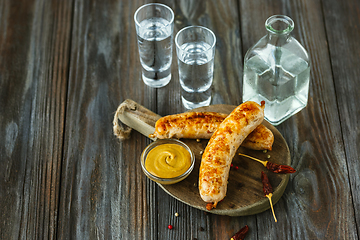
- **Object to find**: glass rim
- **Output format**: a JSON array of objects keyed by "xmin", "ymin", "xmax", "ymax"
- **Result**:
[
  {"xmin": 134, "ymin": 3, "xmax": 174, "ymax": 28},
  {"xmin": 175, "ymin": 25, "xmax": 216, "ymax": 53},
  {"xmin": 265, "ymin": 15, "xmax": 294, "ymax": 34}
]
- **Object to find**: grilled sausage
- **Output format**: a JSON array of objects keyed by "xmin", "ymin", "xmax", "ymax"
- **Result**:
[
  {"xmin": 149, "ymin": 111, "xmax": 273, "ymax": 151},
  {"xmin": 242, "ymin": 124, "xmax": 273, "ymax": 151},
  {"xmin": 149, "ymin": 112, "xmax": 227, "ymax": 139},
  {"xmin": 199, "ymin": 101, "xmax": 265, "ymax": 207}
]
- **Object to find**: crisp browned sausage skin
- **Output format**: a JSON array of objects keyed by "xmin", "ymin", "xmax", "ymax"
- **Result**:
[
  {"xmin": 149, "ymin": 111, "xmax": 273, "ymax": 151},
  {"xmin": 199, "ymin": 101, "xmax": 265, "ymax": 206},
  {"xmin": 149, "ymin": 112, "xmax": 227, "ymax": 139}
]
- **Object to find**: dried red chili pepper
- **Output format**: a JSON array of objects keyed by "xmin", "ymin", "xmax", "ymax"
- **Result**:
[
  {"xmin": 261, "ymin": 171, "xmax": 273, "ymax": 195},
  {"xmin": 261, "ymin": 171, "xmax": 277, "ymax": 222},
  {"xmin": 239, "ymin": 153, "xmax": 296, "ymax": 174},
  {"xmin": 266, "ymin": 161, "xmax": 296, "ymax": 173},
  {"xmin": 230, "ymin": 225, "xmax": 249, "ymax": 240}
]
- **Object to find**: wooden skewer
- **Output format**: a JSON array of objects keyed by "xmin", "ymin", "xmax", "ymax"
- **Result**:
[
  {"xmin": 266, "ymin": 193, "xmax": 277, "ymax": 222},
  {"xmin": 238, "ymin": 153, "xmax": 268, "ymax": 167}
]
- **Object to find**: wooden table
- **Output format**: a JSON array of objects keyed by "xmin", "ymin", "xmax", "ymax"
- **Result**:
[{"xmin": 1, "ymin": 0, "xmax": 359, "ymax": 239}]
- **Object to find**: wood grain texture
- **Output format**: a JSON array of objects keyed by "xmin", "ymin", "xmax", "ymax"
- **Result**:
[
  {"xmin": 154, "ymin": 1, "xmax": 248, "ymax": 239},
  {"xmin": 322, "ymin": 0, "xmax": 360, "ymax": 236},
  {"xmin": 0, "ymin": 0, "xmax": 72, "ymax": 239},
  {"xmin": 1, "ymin": 0, "xmax": 359, "ymax": 239},
  {"xmin": 240, "ymin": 0, "xmax": 358, "ymax": 239},
  {"xmin": 57, "ymin": 0, "xmax": 158, "ymax": 239}
]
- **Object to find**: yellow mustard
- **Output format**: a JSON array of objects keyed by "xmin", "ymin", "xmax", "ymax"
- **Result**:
[{"xmin": 145, "ymin": 144, "xmax": 191, "ymax": 178}]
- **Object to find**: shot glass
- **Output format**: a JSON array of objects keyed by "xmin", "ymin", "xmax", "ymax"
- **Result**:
[
  {"xmin": 175, "ymin": 26, "xmax": 216, "ymax": 109},
  {"xmin": 134, "ymin": 3, "xmax": 174, "ymax": 88}
]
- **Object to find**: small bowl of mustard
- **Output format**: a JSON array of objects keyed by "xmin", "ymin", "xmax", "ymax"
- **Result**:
[{"xmin": 140, "ymin": 139, "xmax": 195, "ymax": 185}]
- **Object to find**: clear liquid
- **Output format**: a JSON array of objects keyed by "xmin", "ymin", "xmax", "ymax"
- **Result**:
[
  {"xmin": 137, "ymin": 17, "xmax": 172, "ymax": 88},
  {"xmin": 178, "ymin": 41, "xmax": 214, "ymax": 109},
  {"xmin": 243, "ymin": 48, "xmax": 310, "ymax": 125}
]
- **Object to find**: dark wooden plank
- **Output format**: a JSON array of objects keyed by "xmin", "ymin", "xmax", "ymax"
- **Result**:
[
  {"xmin": 154, "ymin": 1, "xmax": 255, "ymax": 239},
  {"xmin": 322, "ymin": 0, "xmax": 360, "ymax": 236},
  {"xmin": 57, "ymin": 0, "xmax": 159, "ymax": 239},
  {"xmin": 240, "ymin": 0, "xmax": 358, "ymax": 239},
  {"xmin": 0, "ymin": 0, "xmax": 72, "ymax": 239},
  {"xmin": 2, "ymin": 0, "xmax": 358, "ymax": 239}
]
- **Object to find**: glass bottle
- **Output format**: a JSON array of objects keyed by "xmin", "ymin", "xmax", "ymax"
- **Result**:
[{"xmin": 242, "ymin": 15, "xmax": 310, "ymax": 125}]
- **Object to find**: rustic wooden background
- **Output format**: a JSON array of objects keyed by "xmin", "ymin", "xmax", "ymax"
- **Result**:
[{"xmin": 0, "ymin": 0, "xmax": 359, "ymax": 239}]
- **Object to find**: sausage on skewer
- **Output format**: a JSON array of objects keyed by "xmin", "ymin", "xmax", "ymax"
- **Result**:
[{"xmin": 199, "ymin": 101, "xmax": 265, "ymax": 208}]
